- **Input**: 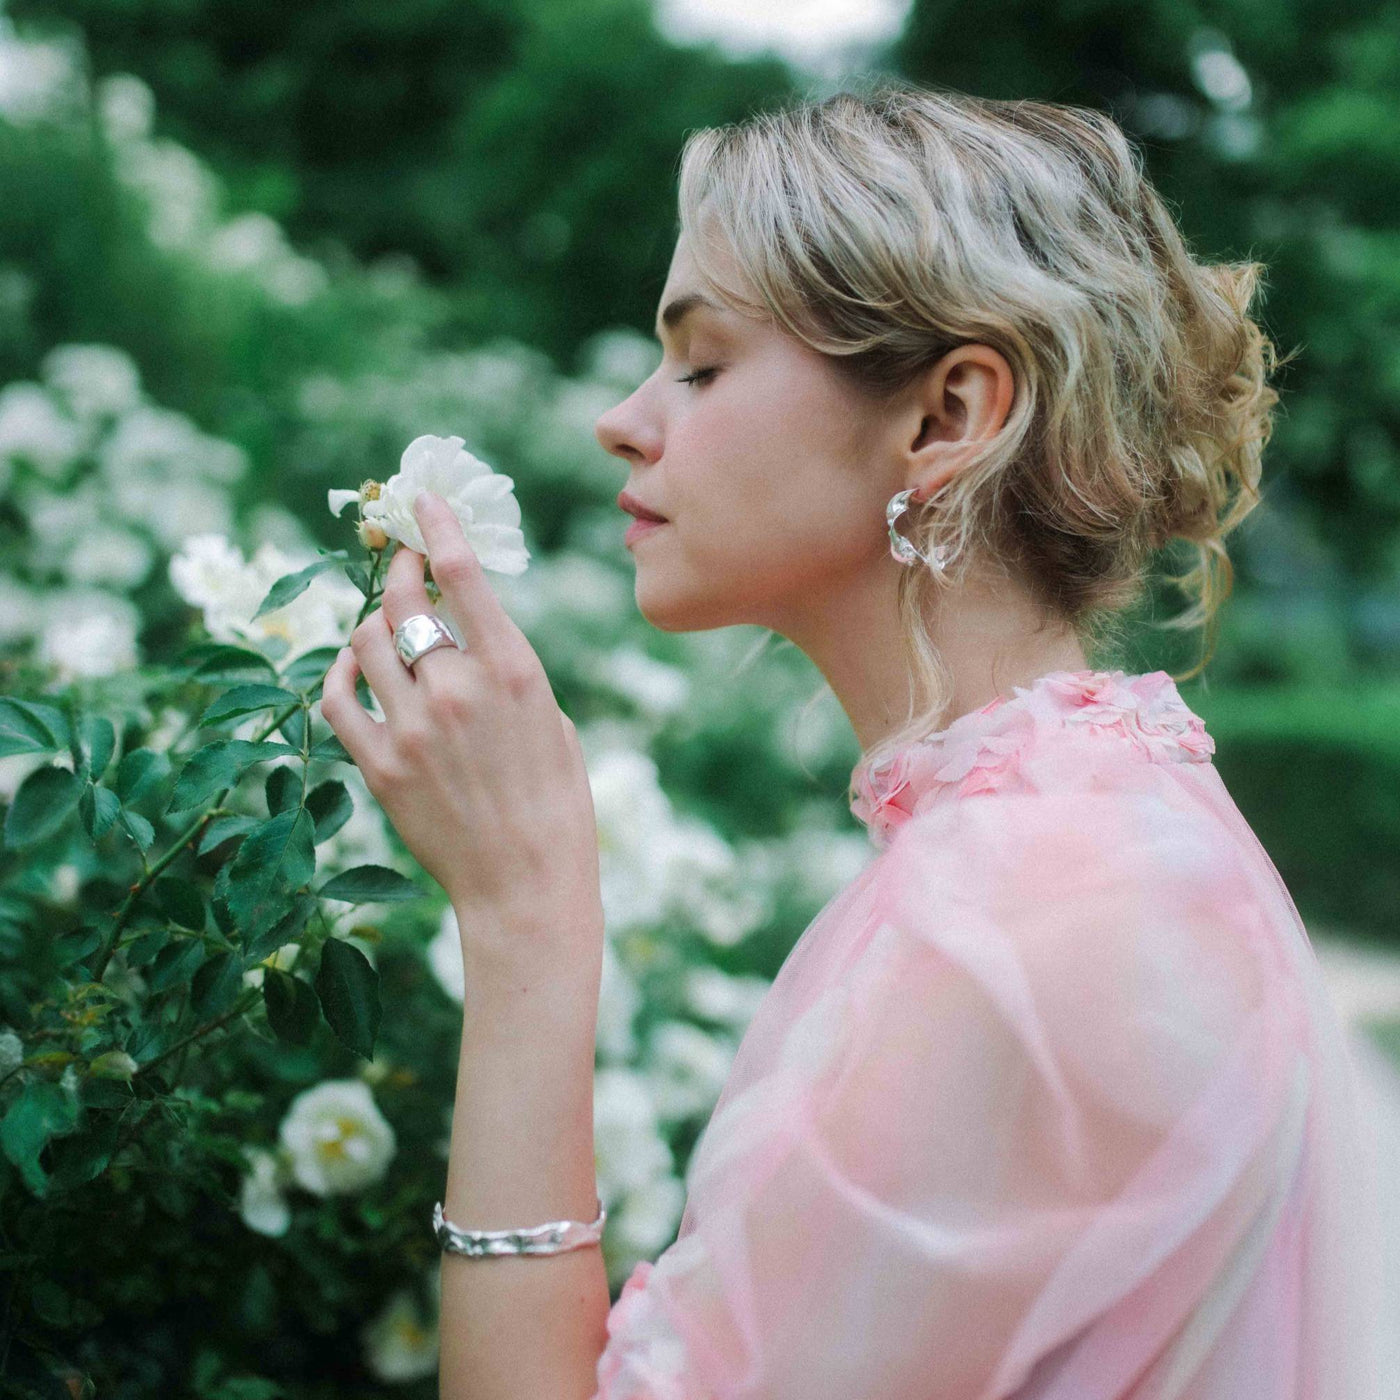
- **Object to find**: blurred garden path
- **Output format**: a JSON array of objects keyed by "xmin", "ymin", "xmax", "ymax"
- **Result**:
[{"xmin": 1312, "ymin": 932, "xmax": 1400, "ymax": 1384}]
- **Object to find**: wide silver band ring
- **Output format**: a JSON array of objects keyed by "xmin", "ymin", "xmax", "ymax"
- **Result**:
[{"xmin": 392, "ymin": 612, "xmax": 464, "ymax": 670}]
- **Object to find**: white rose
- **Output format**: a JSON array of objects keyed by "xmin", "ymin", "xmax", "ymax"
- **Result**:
[
  {"xmin": 361, "ymin": 1285, "xmax": 439, "ymax": 1383},
  {"xmin": 277, "ymin": 1078, "xmax": 397, "ymax": 1197},
  {"xmin": 238, "ymin": 1146, "xmax": 291, "ymax": 1237},
  {"xmin": 331, "ymin": 434, "xmax": 530, "ymax": 575}
]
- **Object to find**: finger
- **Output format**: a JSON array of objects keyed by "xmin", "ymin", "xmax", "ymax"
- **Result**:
[
  {"xmin": 349, "ymin": 606, "xmax": 418, "ymax": 720},
  {"xmin": 410, "ymin": 490, "xmax": 515, "ymax": 661},
  {"xmin": 319, "ymin": 647, "xmax": 389, "ymax": 772},
  {"xmin": 378, "ymin": 537, "xmax": 462, "ymax": 678}
]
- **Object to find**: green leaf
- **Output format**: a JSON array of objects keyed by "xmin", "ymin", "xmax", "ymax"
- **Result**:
[
  {"xmin": 3, "ymin": 764, "xmax": 82, "ymax": 849},
  {"xmin": 282, "ymin": 646, "xmax": 341, "ymax": 691},
  {"xmin": 316, "ymin": 864, "xmax": 419, "ymax": 904},
  {"xmin": 78, "ymin": 784, "xmax": 123, "ymax": 842},
  {"xmin": 244, "ymin": 891, "xmax": 316, "ymax": 962},
  {"xmin": 53, "ymin": 924, "xmax": 103, "ymax": 969},
  {"xmin": 114, "ymin": 747, "xmax": 171, "ymax": 805},
  {"xmin": 308, "ymin": 733, "xmax": 351, "ymax": 764},
  {"xmin": 79, "ymin": 714, "xmax": 116, "ymax": 781},
  {"xmin": 177, "ymin": 641, "xmax": 280, "ymax": 683},
  {"xmin": 197, "ymin": 684, "xmax": 304, "ymax": 729},
  {"xmin": 191, "ymin": 950, "xmax": 244, "ymax": 1017},
  {"xmin": 0, "ymin": 1081, "xmax": 82, "ymax": 1199},
  {"xmin": 344, "ymin": 561, "xmax": 373, "ymax": 597},
  {"xmin": 0, "ymin": 696, "xmax": 67, "ymax": 756},
  {"xmin": 223, "ymin": 810, "xmax": 317, "ymax": 935},
  {"xmin": 197, "ymin": 813, "xmax": 259, "ymax": 855},
  {"xmin": 262, "ymin": 968, "xmax": 319, "ymax": 1046},
  {"xmin": 264, "ymin": 764, "xmax": 301, "ymax": 817},
  {"xmin": 251, "ymin": 554, "xmax": 350, "ymax": 621},
  {"xmin": 314, "ymin": 937, "xmax": 381, "ymax": 1060},
  {"xmin": 146, "ymin": 938, "xmax": 207, "ymax": 993},
  {"xmin": 167, "ymin": 740, "xmax": 302, "ymax": 813},
  {"xmin": 305, "ymin": 780, "xmax": 352, "ymax": 843},
  {"xmin": 154, "ymin": 876, "xmax": 206, "ymax": 931},
  {"xmin": 118, "ymin": 807, "xmax": 156, "ymax": 852}
]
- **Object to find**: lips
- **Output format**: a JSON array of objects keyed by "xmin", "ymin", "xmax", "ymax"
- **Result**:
[{"xmin": 618, "ymin": 490, "xmax": 668, "ymax": 523}]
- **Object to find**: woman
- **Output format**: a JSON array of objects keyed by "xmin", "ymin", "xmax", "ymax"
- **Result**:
[{"xmin": 321, "ymin": 81, "xmax": 1385, "ymax": 1398}]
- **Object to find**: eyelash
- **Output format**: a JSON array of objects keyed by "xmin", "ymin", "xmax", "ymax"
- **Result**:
[{"xmin": 676, "ymin": 367, "xmax": 719, "ymax": 387}]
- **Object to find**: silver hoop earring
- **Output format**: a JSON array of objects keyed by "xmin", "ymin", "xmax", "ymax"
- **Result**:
[{"xmin": 886, "ymin": 488, "xmax": 950, "ymax": 574}]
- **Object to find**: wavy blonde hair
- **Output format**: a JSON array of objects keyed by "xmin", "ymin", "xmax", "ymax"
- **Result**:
[{"xmin": 673, "ymin": 78, "xmax": 1287, "ymax": 792}]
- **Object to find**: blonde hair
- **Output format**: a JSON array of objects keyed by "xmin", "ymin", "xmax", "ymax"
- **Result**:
[{"xmin": 674, "ymin": 78, "xmax": 1288, "ymax": 792}]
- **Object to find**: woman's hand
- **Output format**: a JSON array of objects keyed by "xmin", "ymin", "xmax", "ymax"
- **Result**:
[{"xmin": 318, "ymin": 490, "xmax": 604, "ymax": 976}]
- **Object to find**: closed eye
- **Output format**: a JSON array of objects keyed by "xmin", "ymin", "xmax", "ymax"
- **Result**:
[{"xmin": 676, "ymin": 367, "xmax": 719, "ymax": 387}]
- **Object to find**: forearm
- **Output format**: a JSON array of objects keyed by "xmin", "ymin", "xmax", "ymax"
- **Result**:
[{"xmin": 437, "ymin": 908, "xmax": 611, "ymax": 1400}]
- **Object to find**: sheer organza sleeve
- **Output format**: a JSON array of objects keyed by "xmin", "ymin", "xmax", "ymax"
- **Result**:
[{"xmin": 591, "ymin": 780, "xmax": 1313, "ymax": 1400}]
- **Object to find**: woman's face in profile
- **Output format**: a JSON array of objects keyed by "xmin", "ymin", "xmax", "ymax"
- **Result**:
[{"xmin": 594, "ymin": 228, "xmax": 898, "ymax": 640}]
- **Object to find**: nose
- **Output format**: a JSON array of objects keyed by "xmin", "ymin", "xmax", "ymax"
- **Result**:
[{"xmin": 594, "ymin": 386, "xmax": 660, "ymax": 466}]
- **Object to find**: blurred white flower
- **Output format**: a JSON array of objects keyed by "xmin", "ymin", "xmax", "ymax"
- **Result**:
[
  {"xmin": 593, "ymin": 1067, "xmax": 673, "ymax": 1205},
  {"xmin": 113, "ymin": 137, "xmax": 221, "ymax": 251},
  {"xmin": 0, "ymin": 1029, "xmax": 23, "ymax": 1074},
  {"xmin": 238, "ymin": 1146, "xmax": 292, "ymax": 1237},
  {"xmin": 63, "ymin": 525, "xmax": 153, "ymax": 589},
  {"xmin": 278, "ymin": 1079, "xmax": 397, "ymax": 1197},
  {"xmin": 0, "ymin": 575, "xmax": 47, "ymax": 644},
  {"xmin": 21, "ymin": 478, "xmax": 105, "ymax": 552},
  {"xmin": 36, "ymin": 590, "xmax": 141, "ymax": 680},
  {"xmin": 0, "ymin": 382, "xmax": 85, "ymax": 477},
  {"xmin": 169, "ymin": 533, "xmax": 363, "ymax": 660},
  {"xmin": 96, "ymin": 72, "xmax": 155, "ymax": 144},
  {"xmin": 206, "ymin": 212, "xmax": 327, "ymax": 306},
  {"xmin": 0, "ymin": 26, "xmax": 81, "ymax": 126},
  {"xmin": 42, "ymin": 344, "xmax": 142, "ymax": 423},
  {"xmin": 643, "ymin": 1020, "xmax": 736, "ymax": 1122},
  {"xmin": 597, "ymin": 939, "xmax": 641, "ymax": 1061},
  {"xmin": 586, "ymin": 746, "xmax": 679, "ymax": 933},
  {"xmin": 49, "ymin": 863, "xmax": 81, "ymax": 903},
  {"xmin": 128, "ymin": 479, "xmax": 235, "ymax": 552},
  {"xmin": 612, "ymin": 1172, "xmax": 686, "ymax": 1257},
  {"xmin": 581, "ymin": 328, "xmax": 659, "ymax": 389},
  {"xmin": 586, "ymin": 646, "xmax": 690, "ymax": 720},
  {"xmin": 337, "ymin": 434, "xmax": 530, "ymax": 574},
  {"xmin": 426, "ymin": 906, "xmax": 464, "ymax": 1004},
  {"xmin": 362, "ymin": 1286, "xmax": 439, "ymax": 1383},
  {"xmin": 683, "ymin": 966, "xmax": 771, "ymax": 1034}
]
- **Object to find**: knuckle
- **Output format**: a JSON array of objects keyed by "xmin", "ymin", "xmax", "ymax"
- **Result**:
[
  {"xmin": 350, "ymin": 618, "xmax": 377, "ymax": 648},
  {"xmin": 433, "ymin": 549, "xmax": 476, "ymax": 586},
  {"xmin": 395, "ymin": 725, "xmax": 432, "ymax": 760}
]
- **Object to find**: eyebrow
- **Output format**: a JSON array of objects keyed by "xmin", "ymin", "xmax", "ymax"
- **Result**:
[{"xmin": 654, "ymin": 292, "xmax": 722, "ymax": 342}]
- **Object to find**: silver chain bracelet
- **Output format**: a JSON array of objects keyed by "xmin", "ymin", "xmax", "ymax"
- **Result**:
[{"xmin": 433, "ymin": 1197, "xmax": 608, "ymax": 1258}]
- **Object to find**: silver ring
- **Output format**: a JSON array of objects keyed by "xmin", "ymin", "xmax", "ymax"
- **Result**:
[{"xmin": 392, "ymin": 612, "xmax": 464, "ymax": 670}]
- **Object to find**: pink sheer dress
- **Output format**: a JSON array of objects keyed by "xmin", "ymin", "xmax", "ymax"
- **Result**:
[{"xmin": 591, "ymin": 669, "xmax": 1386, "ymax": 1400}]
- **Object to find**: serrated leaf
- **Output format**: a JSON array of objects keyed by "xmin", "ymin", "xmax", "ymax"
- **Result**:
[
  {"xmin": 177, "ymin": 642, "xmax": 279, "ymax": 683},
  {"xmin": 223, "ymin": 810, "xmax": 316, "ymax": 935},
  {"xmin": 0, "ymin": 1081, "xmax": 82, "ymax": 1199},
  {"xmin": 191, "ymin": 950, "xmax": 244, "ymax": 1017},
  {"xmin": 314, "ymin": 937, "xmax": 381, "ymax": 1059},
  {"xmin": 118, "ymin": 807, "xmax": 156, "ymax": 851},
  {"xmin": 0, "ymin": 696, "xmax": 64, "ymax": 757},
  {"xmin": 315, "ymin": 864, "xmax": 419, "ymax": 904},
  {"xmin": 3, "ymin": 764, "xmax": 82, "ymax": 849},
  {"xmin": 251, "ymin": 554, "xmax": 349, "ymax": 621},
  {"xmin": 154, "ymin": 876, "xmax": 205, "ymax": 931},
  {"xmin": 244, "ymin": 891, "xmax": 316, "ymax": 962},
  {"xmin": 78, "ymin": 784, "xmax": 123, "ymax": 842},
  {"xmin": 263, "ymin": 967, "xmax": 319, "ymax": 1046},
  {"xmin": 146, "ymin": 939, "xmax": 207, "ymax": 993},
  {"xmin": 197, "ymin": 813, "xmax": 260, "ymax": 856},
  {"xmin": 305, "ymin": 780, "xmax": 352, "ymax": 844},
  {"xmin": 265, "ymin": 764, "xmax": 300, "ymax": 817},
  {"xmin": 114, "ymin": 747, "xmax": 171, "ymax": 805},
  {"xmin": 197, "ymin": 684, "xmax": 304, "ymax": 729},
  {"xmin": 282, "ymin": 646, "xmax": 341, "ymax": 692},
  {"xmin": 167, "ymin": 740, "xmax": 302, "ymax": 813},
  {"xmin": 308, "ymin": 733, "xmax": 351, "ymax": 764},
  {"xmin": 79, "ymin": 714, "xmax": 116, "ymax": 781}
]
